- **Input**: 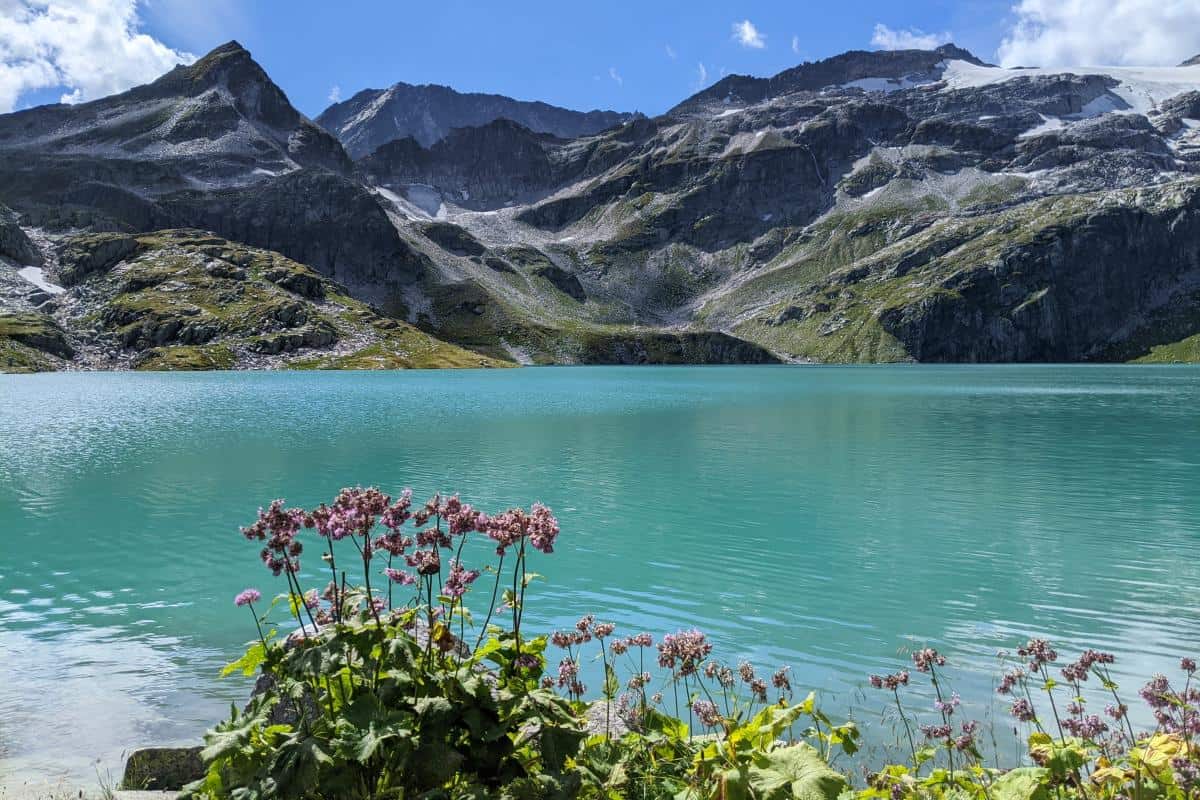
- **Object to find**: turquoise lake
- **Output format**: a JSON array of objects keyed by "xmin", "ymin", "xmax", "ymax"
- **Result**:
[{"xmin": 2, "ymin": 366, "xmax": 1200, "ymax": 780}]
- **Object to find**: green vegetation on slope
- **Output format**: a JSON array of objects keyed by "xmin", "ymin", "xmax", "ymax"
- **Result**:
[{"xmin": 26, "ymin": 229, "xmax": 511, "ymax": 372}]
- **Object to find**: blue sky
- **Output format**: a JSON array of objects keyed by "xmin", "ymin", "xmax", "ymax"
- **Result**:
[
  {"xmin": 139, "ymin": 0, "xmax": 1015, "ymax": 116},
  {"xmin": 3, "ymin": 0, "xmax": 1198, "ymax": 117}
]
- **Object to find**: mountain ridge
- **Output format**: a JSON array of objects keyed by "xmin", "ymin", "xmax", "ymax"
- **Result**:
[
  {"xmin": 4, "ymin": 40, "xmax": 1200, "ymax": 371},
  {"xmin": 316, "ymin": 80, "xmax": 637, "ymax": 158}
]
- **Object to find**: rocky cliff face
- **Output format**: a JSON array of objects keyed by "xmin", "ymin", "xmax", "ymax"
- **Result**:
[
  {"xmin": 4, "ymin": 41, "xmax": 1200, "ymax": 370},
  {"xmin": 0, "ymin": 41, "xmax": 427, "ymax": 304},
  {"xmin": 359, "ymin": 120, "xmax": 564, "ymax": 209},
  {"xmin": 316, "ymin": 81, "xmax": 636, "ymax": 158}
]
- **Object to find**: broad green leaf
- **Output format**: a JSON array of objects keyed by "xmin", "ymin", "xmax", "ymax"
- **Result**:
[
  {"xmin": 221, "ymin": 641, "xmax": 267, "ymax": 678},
  {"xmin": 989, "ymin": 767, "xmax": 1051, "ymax": 800},
  {"xmin": 748, "ymin": 742, "xmax": 849, "ymax": 800}
]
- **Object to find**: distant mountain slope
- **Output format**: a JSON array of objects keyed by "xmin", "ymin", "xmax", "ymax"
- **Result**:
[
  {"xmin": 0, "ymin": 41, "xmax": 427, "ymax": 300},
  {"xmin": 0, "ymin": 40, "xmax": 350, "ymax": 181},
  {"xmin": 316, "ymin": 81, "xmax": 636, "ymax": 157},
  {"xmin": 668, "ymin": 44, "xmax": 988, "ymax": 117},
  {"xmin": 6, "ymin": 41, "xmax": 1200, "ymax": 370}
]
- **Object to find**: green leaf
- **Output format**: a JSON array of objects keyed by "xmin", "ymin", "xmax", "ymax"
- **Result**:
[
  {"xmin": 603, "ymin": 663, "xmax": 620, "ymax": 700},
  {"xmin": 270, "ymin": 735, "xmax": 333, "ymax": 796},
  {"xmin": 220, "ymin": 641, "xmax": 267, "ymax": 678},
  {"xmin": 989, "ymin": 767, "xmax": 1052, "ymax": 800},
  {"xmin": 915, "ymin": 745, "xmax": 937, "ymax": 766},
  {"xmin": 831, "ymin": 722, "xmax": 860, "ymax": 755},
  {"xmin": 748, "ymin": 742, "xmax": 849, "ymax": 800}
]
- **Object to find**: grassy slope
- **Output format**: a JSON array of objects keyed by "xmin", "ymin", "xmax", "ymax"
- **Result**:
[{"xmin": 696, "ymin": 182, "xmax": 1200, "ymax": 364}]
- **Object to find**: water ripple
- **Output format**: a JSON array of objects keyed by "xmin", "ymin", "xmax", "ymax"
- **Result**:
[{"xmin": 2, "ymin": 366, "xmax": 1199, "ymax": 780}]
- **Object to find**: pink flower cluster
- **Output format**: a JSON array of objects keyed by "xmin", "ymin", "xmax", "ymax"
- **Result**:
[
  {"xmin": 996, "ymin": 666, "xmax": 1025, "ymax": 695},
  {"xmin": 443, "ymin": 559, "xmax": 480, "ymax": 599},
  {"xmin": 238, "ymin": 486, "xmax": 561, "ymax": 636},
  {"xmin": 308, "ymin": 487, "xmax": 390, "ymax": 543},
  {"xmin": 870, "ymin": 671, "xmax": 911, "ymax": 691},
  {"xmin": 482, "ymin": 503, "xmax": 559, "ymax": 556},
  {"xmin": 609, "ymin": 632, "xmax": 652, "ymax": 655},
  {"xmin": 233, "ymin": 588, "xmax": 261, "ymax": 607},
  {"xmin": 912, "ymin": 648, "xmax": 946, "ymax": 673},
  {"xmin": 692, "ymin": 699, "xmax": 722, "ymax": 728},
  {"xmin": 1061, "ymin": 649, "xmax": 1115, "ymax": 682},
  {"xmin": 242, "ymin": 499, "xmax": 306, "ymax": 575},
  {"xmin": 657, "ymin": 629, "xmax": 712, "ymax": 676},
  {"xmin": 1017, "ymin": 638, "xmax": 1058, "ymax": 671}
]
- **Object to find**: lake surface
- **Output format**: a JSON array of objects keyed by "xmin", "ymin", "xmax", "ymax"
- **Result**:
[{"xmin": 2, "ymin": 366, "xmax": 1200, "ymax": 780}]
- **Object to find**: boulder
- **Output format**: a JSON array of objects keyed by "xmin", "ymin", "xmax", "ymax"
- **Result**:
[
  {"xmin": 59, "ymin": 233, "xmax": 140, "ymax": 285},
  {"xmin": 122, "ymin": 746, "xmax": 204, "ymax": 790},
  {"xmin": 0, "ymin": 205, "xmax": 41, "ymax": 265}
]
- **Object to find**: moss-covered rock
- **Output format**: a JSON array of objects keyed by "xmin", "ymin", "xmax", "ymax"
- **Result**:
[
  {"xmin": 133, "ymin": 344, "xmax": 236, "ymax": 371},
  {"xmin": 0, "ymin": 313, "xmax": 73, "ymax": 358},
  {"xmin": 122, "ymin": 746, "xmax": 204, "ymax": 790},
  {"xmin": 58, "ymin": 232, "xmax": 142, "ymax": 285}
]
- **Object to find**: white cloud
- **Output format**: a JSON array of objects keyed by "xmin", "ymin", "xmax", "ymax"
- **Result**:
[
  {"xmin": 732, "ymin": 19, "xmax": 766, "ymax": 49},
  {"xmin": 791, "ymin": 35, "xmax": 801, "ymax": 55},
  {"xmin": 665, "ymin": 44, "xmax": 677, "ymax": 60},
  {"xmin": 0, "ymin": 0, "xmax": 193, "ymax": 113},
  {"xmin": 328, "ymin": 84, "xmax": 341, "ymax": 103},
  {"xmin": 695, "ymin": 62, "xmax": 709, "ymax": 89},
  {"xmin": 870, "ymin": 23, "xmax": 951, "ymax": 51},
  {"xmin": 608, "ymin": 66, "xmax": 623, "ymax": 87},
  {"xmin": 997, "ymin": 0, "xmax": 1200, "ymax": 67}
]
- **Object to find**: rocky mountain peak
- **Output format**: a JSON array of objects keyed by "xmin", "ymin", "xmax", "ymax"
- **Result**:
[
  {"xmin": 316, "ymin": 81, "xmax": 636, "ymax": 158},
  {"xmin": 669, "ymin": 43, "xmax": 987, "ymax": 116},
  {"xmin": 144, "ymin": 40, "xmax": 301, "ymax": 130},
  {"xmin": 932, "ymin": 43, "xmax": 990, "ymax": 66},
  {"xmin": 1181, "ymin": 54, "xmax": 1200, "ymax": 67}
]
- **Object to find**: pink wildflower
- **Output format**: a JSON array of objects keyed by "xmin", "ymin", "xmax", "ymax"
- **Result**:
[{"xmin": 234, "ymin": 588, "xmax": 261, "ymax": 607}]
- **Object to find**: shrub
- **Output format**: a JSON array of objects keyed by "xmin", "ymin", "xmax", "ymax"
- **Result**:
[{"xmin": 183, "ymin": 486, "xmax": 1200, "ymax": 800}]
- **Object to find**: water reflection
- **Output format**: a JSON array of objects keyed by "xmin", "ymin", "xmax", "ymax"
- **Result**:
[{"xmin": 1, "ymin": 366, "xmax": 1199, "ymax": 781}]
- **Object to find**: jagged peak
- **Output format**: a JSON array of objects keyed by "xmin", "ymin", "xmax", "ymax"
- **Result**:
[
  {"xmin": 207, "ymin": 40, "xmax": 250, "ymax": 56},
  {"xmin": 933, "ymin": 43, "xmax": 991, "ymax": 66},
  {"xmin": 1182, "ymin": 54, "xmax": 1200, "ymax": 67},
  {"xmin": 174, "ymin": 40, "xmax": 266, "ymax": 88}
]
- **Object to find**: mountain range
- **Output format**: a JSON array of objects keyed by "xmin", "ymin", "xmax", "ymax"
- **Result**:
[{"xmin": 3, "ymin": 39, "xmax": 1200, "ymax": 371}]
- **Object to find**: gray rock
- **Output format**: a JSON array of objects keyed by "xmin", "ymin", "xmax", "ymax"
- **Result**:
[
  {"xmin": 122, "ymin": 747, "xmax": 204, "ymax": 791},
  {"xmin": 0, "ymin": 205, "xmax": 41, "ymax": 265}
]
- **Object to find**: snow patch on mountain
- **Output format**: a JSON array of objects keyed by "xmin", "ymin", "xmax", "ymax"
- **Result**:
[
  {"xmin": 1020, "ymin": 114, "xmax": 1069, "ymax": 139},
  {"xmin": 17, "ymin": 267, "xmax": 65, "ymax": 294},
  {"xmin": 941, "ymin": 60, "xmax": 1200, "ymax": 115},
  {"xmin": 841, "ymin": 74, "xmax": 938, "ymax": 93}
]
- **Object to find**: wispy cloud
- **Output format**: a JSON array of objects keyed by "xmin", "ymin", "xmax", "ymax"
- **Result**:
[
  {"xmin": 791, "ymin": 35, "xmax": 801, "ymax": 55},
  {"xmin": 870, "ymin": 23, "xmax": 951, "ymax": 51},
  {"xmin": 998, "ymin": 0, "xmax": 1200, "ymax": 67},
  {"xmin": 0, "ymin": 0, "xmax": 194, "ymax": 113},
  {"xmin": 732, "ymin": 19, "xmax": 766, "ymax": 49},
  {"xmin": 694, "ymin": 61, "xmax": 709, "ymax": 89},
  {"xmin": 328, "ymin": 84, "xmax": 341, "ymax": 103},
  {"xmin": 608, "ymin": 66, "xmax": 623, "ymax": 87},
  {"xmin": 665, "ymin": 44, "xmax": 677, "ymax": 60}
]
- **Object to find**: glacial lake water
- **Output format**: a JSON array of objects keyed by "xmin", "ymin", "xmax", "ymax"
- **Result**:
[{"xmin": 2, "ymin": 366, "xmax": 1200, "ymax": 781}]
